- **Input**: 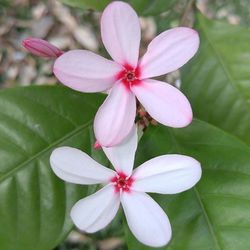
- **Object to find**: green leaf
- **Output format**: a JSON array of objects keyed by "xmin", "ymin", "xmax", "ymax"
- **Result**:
[
  {"xmin": 3, "ymin": 84, "xmax": 250, "ymax": 250},
  {"xmin": 128, "ymin": 0, "xmax": 177, "ymax": 16},
  {"xmin": 0, "ymin": 86, "xmax": 106, "ymax": 250},
  {"xmin": 59, "ymin": 0, "xmax": 177, "ymax": 16},
  {"xmin": 181, "ymin": 14, "xmax": 250, "ymax": 146},
  {"xmin": 126, "ymin": 120, "xmax": 250, "ymax": 250},
  {"xmin": 59, "ymin": 0, "xmax": 111, "ymax": 10}
]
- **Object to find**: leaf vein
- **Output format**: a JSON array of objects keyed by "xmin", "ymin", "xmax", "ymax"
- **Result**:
[{"xmin": 0, "ymin": 121, "xmax": 92, "ymax": 183}]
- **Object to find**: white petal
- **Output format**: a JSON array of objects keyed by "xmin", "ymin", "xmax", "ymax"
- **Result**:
[
  {"xmin": 140, "ymin": 27, "xmax": 199, "ymax": 78},
  {"xmin": 102, "ymin": 125, "xmax": 138, "ymax": 176},
  {"xmin": 50, "ymin": 147, "xmax": 115, "ymax": 184},
  {"xmin": 94, "ymin": 81, "xmax": 136, "ymax": 147},
  {"xmin": 71, "ymin": 185, "xmax": 120, "ymax": 233},
  {"xmin": 132, "ymin": 155, "xmax": 201, "ymax": 194},
  {"xmin": 101, "ymin": 1, "xmax": 141, "ymax": 67},
  {"xmin": 53, "ymin": 50, "xmax": 122, "ymax": 93},
  {"xmin": 121, "ymin": 191, "xmax": 171, "ymax": 247},
  {"xmin": 131, "ymin": 79, "xmax": 192, "ymax": 128}
]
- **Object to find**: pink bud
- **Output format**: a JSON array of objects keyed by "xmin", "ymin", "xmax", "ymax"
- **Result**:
[
  {"xmin": 94, "ymin": 141, "xmax": 101, "ymax": 150},
  {"xmin": 22, "ymin": 37, "xmax": 63, "ymax": 58}
]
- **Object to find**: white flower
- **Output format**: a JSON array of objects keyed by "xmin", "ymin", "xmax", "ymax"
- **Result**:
[{"xmin": 50, "ymin": 127, "xmax": 201, "ymax": 247}]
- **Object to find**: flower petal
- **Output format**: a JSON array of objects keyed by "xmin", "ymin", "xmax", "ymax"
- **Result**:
[
  {"xmin": 121, "ymin": 191, "xmax": 171, "ymax": 247},
  {"xmin": 94, "ymin": 81, "xmax": 136, "ymax": 147},
  {"xmin": 101, "ymin": 1, "xmax": 141, "ymax": 68},
  {"xmin": 132, "ymin": 154, "xmax": 201, "ymax": 194},
  {"xmin": 71, "ymin": 185, "xmax": 120, "ymax": 233},
  {"xmin": 131, "ymin": 79, "xmax": 192, "ymax": 128},
  {"xmin": 140, "ymin": 27, "xmax": 199, "ymax": 78},
  {"xmin": 50, "ymin": 147, "xmax": 115, "ymax": 184},
  {"xmin": 102, "ymin": 125, "xmax": 137, "ymax": 176},
  {"xmin": 53, "ymin": 50, "xmax": 122, "ymax": 93}
]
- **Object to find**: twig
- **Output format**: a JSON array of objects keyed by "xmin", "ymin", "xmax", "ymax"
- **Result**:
[{"xmin": 180, "ymin": 0, "xmax": 196, "ymax": 26}]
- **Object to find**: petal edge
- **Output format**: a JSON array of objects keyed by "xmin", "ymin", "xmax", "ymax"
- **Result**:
[
  {"xmin": 50, "ymin": 147, "xmax": 115, "ymax": 184},
  {"xmin": 121, "ymin": 191, "xmax": 171, "ymax": 247},
  {"xmin": 132, "ymin": 154, "xmax": 202, "ymax": 194},
  {"xmin": 94, "ymin": 82, "xmax": 136, "ymax": 147},
  {"xmin": 131, "ymin": 79, "xmax": 193, "ymax": 128},
  {"xmin": 101, "ymin": 1, "xmax": 141, "ymax": 67},
  {"xmin": 71, "ymin": 185, "xmax": 120, "ymax": 233},
  {"xmin": 102, "ymin": 125, "xmax": 138, "ymax": 176},
  {"xmin": 53, "ymin": 50, "xmax": 122, "ymax": 93},
  {"xmin": 140, "ymin": 27, "xmax": 199, "ymax": 78}
]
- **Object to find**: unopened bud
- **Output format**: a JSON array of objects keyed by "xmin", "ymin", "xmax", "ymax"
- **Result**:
[
  {"xmin": 94, "ymin": 141, "xmax": 101, "ymax": 150},
  {"xmin": 22, "ymin": 37, "xmax": 63, "ymax": 58}
]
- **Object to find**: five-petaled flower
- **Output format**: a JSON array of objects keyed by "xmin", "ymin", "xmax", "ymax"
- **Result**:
[
  {"xmin": 50, "ymin": 127, "xmax": 202, "ymax": 247},
  {"xmin": 53, "ymin": 1, "xmax": 200, "ymax": 147}
]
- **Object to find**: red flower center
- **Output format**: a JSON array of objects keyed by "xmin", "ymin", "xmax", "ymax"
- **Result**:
[
  {"xmin": 116, "ymin": 64, "xmax": 141, "ymax": 89},
  {"xmin": 111, "ymin": 172, "xmax": 134, "ymax": 193}
]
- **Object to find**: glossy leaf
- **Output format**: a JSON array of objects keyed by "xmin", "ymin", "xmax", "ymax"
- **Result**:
[
  {"xmin": 181, "ymin": 14, "xmax": 250, "ymax": 146},
  {"xmin": 0, "ymin": 86, "xmax": 106, "ymax": 249},
  {"xmin": 126, "ymin": 120, "xmax": 250, "ymax": 250},
  {"xmin": 2, "ymin": 84, "xmax": 250, "ymax": 250}
]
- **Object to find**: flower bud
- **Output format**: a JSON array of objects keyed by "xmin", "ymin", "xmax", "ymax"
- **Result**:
[
  {"xmin": 22, "ymin": 37, "xmax": 63, "ymax": 58},
  {"xmin": 94, "ymin": 141, "xmax": 101, "ymax": 150}
]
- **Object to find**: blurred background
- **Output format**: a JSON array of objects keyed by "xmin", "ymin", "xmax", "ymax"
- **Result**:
[
  {"xmin": 0, "ymin": 0, "xmax": 249, "ymax": 89},
  {"xmin": 0, "ymin": 0, "xmax": 249, "ymax": 249}
]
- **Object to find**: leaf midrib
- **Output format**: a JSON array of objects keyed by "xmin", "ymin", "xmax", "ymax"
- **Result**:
[
  {"xmin": 193, "ymin": 188, "xmax": 220, "ymax": 250},
  {"xmin": 198, "ymin": 16, "xmax": 250, "ymax": 104},
  {"xmin": 0, "ymin": 120, "xmax": 92, "ymax": 183},
  {"xmin": 197, "ymin": 15, "xmax": 250, "ymax": 148},
  {"xmin": 168, "ymin": 128, "xmax": 221, "ymax": 250}
]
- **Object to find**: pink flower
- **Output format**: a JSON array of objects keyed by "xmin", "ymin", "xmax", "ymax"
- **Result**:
[
  {"xmin": 50, "ymin": 127, "xmax": 202, "ymax": 247},
  {"xmin": 22, "ymin": 38, "xmax": 63, "ymax": 58},
  {"xmin": 53, "ymin": 1, "xmax": 199, "ymax": 147}
]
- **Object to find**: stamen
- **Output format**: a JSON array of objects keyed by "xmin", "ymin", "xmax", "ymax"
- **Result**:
[
  {"xmin": 126, "ymin": 71, "xmax": 135, "ymax": 81},
  {"xmin": 115, "ymin": 64, "xmax": 141, "ymax": 89},
  {"xmin": 111, "ymin": 172, "xmax": 134, "ymax": 193}
]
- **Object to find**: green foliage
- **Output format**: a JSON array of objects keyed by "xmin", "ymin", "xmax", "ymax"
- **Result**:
[
  {"xmin": 127, "ymin": 120, "xmax": 250, "ymax": 250},
  {"xmin": 59, "ymin": 0, "xmax": 111, "ymax": 10},
  {"xmin": 128, "ymin": 0, "xmax": 177, "ymax": 16},
  {"xmin": 0, "ymin": 86, "xmax": 106, "ymax": 250},
  {"xmin": 3, "ymin": 86, "xmax": 250, "ymax": 250},
  {"xmin": 2, "ymin": 83, "xmax": 250, "ymax": 249},
  {"xmin": 182, "ymin": 14, "xmax": 250, "ymax": 146},
  {"xmin": 59, "ymin": 0, "xmax": 177, "ymax": 16}
]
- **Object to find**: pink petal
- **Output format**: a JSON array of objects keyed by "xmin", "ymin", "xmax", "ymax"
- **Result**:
[
  {"xmin": 132, "ymin": 155, "xmax": 201, "ymax": 194},
  {"xmin": 53, "ymin": 50, "xmax": 123, "ymax": 93},
  {"xmin": 101, "ymin": 1, "xmax": 141, "ymax": 68},
  {"xmin": 140, "ymin": 27, "xmax": 199, "ymax": 78},
  {"xmin": 50, "ymin": 147, "xmax": 115, "ymax": 185},
  {"xmin": 102, "ymin": 125, "xmax": 137, "ymax": 176},
  {"xmin": 121, "ymin": 191, "xmax": 171, "ymax": 247},
  {"xmin": 131, "ymin": 79, "xmax": 192, "ymax": 128},
  {"xmin": 71, "ymin": 185, "xmax": 120, "ymax": 233},
  {"xmin": 94, "ymin": 81, "xmax": 136, "ymax": 147}
]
